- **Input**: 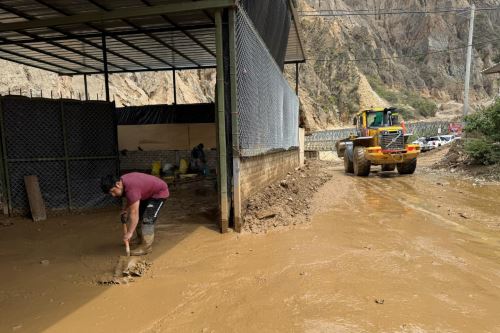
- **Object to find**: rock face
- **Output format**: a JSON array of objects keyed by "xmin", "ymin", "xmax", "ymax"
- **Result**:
[
  {"xmin": 0, "ymin": 59, "xmax": 215, "ymax": 106},
  {"xmin": 295, "ymin": 0, "xmax": 500, "ymax": 130},
  {"xmin": 0, "ymin": 0, "xmax": 499, "ymax": 131}
]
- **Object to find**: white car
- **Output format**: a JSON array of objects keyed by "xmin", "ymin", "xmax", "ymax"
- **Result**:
[
  {"xmin": 427, "ymin": 135, "xmax": 460, "ymax": 148},
  {"xmin": 439, "ymin": 134, "xmax": 461, "ymax": 143},
  {"xmin": 412, "ymin": 137, "xmax": 433, "ymax": 152}
]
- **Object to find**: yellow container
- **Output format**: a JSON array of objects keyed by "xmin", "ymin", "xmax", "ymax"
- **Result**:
[
  {"xmin": 179, "ymin": 158, "xmax": 189, "ymax": 174},
  {"xmin": 151, "ymin": 161, "xmax": 161, "ymax": 176}
]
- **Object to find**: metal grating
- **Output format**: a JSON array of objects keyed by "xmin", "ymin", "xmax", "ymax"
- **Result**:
[
  {"xmin": 305, "ymin": 121, "xmax": 452, "ymax": 151},
  {"xmin": 380, "ymin": 132, "xmax": 405, "ymax": 151},
  {"xmin": 0, "ymin": 96, "xmax": 119, "ymax": 215},
  {"xmin": 235, "ymin": 7, "xmax": 299, "ymax": 156},
  {"xmin": 2, "ymin": 97, "xmax": 64, "ymax": 159}
]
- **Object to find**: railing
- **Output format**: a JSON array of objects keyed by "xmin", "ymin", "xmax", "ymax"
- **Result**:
[{"xmin": 305, "ymin": 120, "xmax": 452, "ymax": 151}]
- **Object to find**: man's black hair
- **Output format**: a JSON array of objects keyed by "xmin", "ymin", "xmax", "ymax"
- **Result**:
[{"xmin": 100, "ymin": 175, "xmax": 120, "ymax": 194}]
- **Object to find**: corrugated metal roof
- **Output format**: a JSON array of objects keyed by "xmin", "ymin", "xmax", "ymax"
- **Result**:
[{"xmin": 0, "ymin": 0, "xmax": 305, "ymax": 75}]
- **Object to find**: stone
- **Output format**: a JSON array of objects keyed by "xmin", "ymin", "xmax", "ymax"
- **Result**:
[{"xmin": 256, "ymin": 210, "xmax": 276, "ymax": 220}]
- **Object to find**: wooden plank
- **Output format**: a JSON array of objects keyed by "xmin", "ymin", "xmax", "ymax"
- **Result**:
[{"xmin": 24, "ymin": 175, "xmax": 46, "ymax": 222}]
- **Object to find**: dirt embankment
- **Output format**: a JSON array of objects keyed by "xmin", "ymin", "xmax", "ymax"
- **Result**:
[
  {"xmin": 242, "ymin": 160, "xmax": 334, "ymax": 233},
  {"xmin": 420, "ymin": 141, "xmax": 500, "ymax": 183}
]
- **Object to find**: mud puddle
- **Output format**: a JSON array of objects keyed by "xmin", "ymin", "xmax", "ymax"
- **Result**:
[{"xmin": 0, "ymin": 165, "xmax": 499, "ymax": 332}]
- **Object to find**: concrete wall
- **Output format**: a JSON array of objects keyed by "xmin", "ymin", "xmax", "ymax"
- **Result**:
[
  {"xmin": 239, "ymin": 149, "xmax": 299, "ymax": 206},
  {"xmin": 118, "ymin": 123, "xmax": 216, "ymax": 151},
  {"xmin": 120, "ymin": 149, "xmax": 217, "ymax": 172}
]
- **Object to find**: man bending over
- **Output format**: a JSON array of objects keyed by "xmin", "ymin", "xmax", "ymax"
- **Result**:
[{"xmin": 101, "ymin": 173, "xmax": 169, "ymax": 256}]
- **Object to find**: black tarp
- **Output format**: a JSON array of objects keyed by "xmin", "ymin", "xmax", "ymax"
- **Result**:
[
  {"xmin": 0, "ymin": 96, "xmax": 118, "ymax": 215},
  {"xmin": 240, "ymin": 0, "xmax": 291, "ymax": 70},
  {"xmin": 116, "ymin": 103, "xmax": 215, "ymax": 125}
]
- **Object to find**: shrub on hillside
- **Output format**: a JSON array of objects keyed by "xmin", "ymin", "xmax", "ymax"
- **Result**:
[
  {"xmin": 464, "ymin": 99, "xmax": 500, "ymax": 165},
  {"xmin": 368, "ymin": 76, "xmax": 437, "ymax": 118}
]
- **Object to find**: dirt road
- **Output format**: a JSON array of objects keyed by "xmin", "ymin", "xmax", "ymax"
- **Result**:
[{"xmin": 0, "ymin": 161, "xmax": 499, "ymax": 332}]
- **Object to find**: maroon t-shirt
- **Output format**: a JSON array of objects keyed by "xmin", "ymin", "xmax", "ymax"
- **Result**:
[{"xmin": 121, "ymin": 172, "xmax": 169, "ymax": 204}]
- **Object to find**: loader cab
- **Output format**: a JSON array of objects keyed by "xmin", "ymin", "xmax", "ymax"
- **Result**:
[{"xmin": 366, "ymin": 107, "xmax": 400, "ymax": 129}]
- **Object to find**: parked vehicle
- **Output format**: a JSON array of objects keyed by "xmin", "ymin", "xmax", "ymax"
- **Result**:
[
  {"xmin": 426, "ymin": 136, "xmax": 445, "ymax": 148},
  {"xmin": 439, "ymin": 134, "xmax": 461, "ymax": 143},
  {"xmin": 412, "ymin": 137, "xmax": 433, "ymax": 152}
]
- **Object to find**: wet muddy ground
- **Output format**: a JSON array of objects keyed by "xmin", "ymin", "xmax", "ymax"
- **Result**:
[{"xmin": 0, "ymin": 159, "xmax": 499, "ymax": 332}]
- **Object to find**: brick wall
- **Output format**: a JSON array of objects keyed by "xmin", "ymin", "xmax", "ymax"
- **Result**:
[
  {"xmin": 120, "ymin": 149, "xmax": 217, "ymax": 172},
  {"xmin": 239, "ymin": 149, "xmax": 299, "ymax": 205}
]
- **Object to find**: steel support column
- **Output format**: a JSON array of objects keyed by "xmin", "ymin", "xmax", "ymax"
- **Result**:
[
  {"xmin": 102, "ymin": 34, "xmax": 110, "ymax": 102},
  {"xmin": 295, "ymin": 62, "xmax": 299, "ymax": 95},
  {"xmin": 173, "ymin": 69, "xmax": 177, "ymax": 105},
  {"xmin": 0, "ymin": 100, "xmax": 11, "ymax": 215},
  {"xmin": 228, "ymin": 9, "xmax": 242, "ymax": 232},
  {"xmin": 215, "ymin": 9, "xmax": 229, "ymax": 233},
  {"xmin": 84, "ymin": 74, "xmax": 89, "ymax": 100}
]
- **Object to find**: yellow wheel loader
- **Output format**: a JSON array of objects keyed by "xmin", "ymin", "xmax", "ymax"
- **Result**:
[{"xmin": 336, "ymin": 107, "xmax": 420, "ymax": 176}]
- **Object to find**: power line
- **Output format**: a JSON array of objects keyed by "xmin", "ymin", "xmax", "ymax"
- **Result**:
[
  {"xmin": 307, "ymin": 37, "xmax": 500, "ymax": 63},
  {"xmin": 298, "ymin": 6, "xmax": 500, "ymax": 17}
]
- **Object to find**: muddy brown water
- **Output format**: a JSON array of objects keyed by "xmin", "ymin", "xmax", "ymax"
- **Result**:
[{"xmin": 0, "ymin": 167, "xmax": 499, "ymax": 332}]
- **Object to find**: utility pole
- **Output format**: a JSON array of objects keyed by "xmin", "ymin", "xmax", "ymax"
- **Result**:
[{"xmin": 463, "ymin": 4, "xmax": 475, "ymax": 119}]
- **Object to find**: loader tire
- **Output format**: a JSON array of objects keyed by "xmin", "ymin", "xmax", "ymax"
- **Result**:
[
  {"xmin": 353, "ymin": 146, "xmax": 371, "ymax": 176},
  {"xmin": 344, "ymin": 149, "xmax": 354, "ymax": 173},
  {"xmin": 381, "ymin": 164, "xmax": 396, "ymax": 172},
  {"xmin": 397, "ymin": 158, "xmax": 417, "ymax": 175}
]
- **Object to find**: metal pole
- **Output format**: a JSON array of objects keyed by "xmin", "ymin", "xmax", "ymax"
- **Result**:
[
  {"xmin": 102, "ymin": 33, "xmax": 110, "ymax": 102},
  {"xmin": 0, "ymin": 100, "xmax": 12, "ymax": 215},
  {"xmin": 228, "ymin": 9, "xmax": 241, "ymax": 232},
  {"xmin": 84, "ymin": 74, "xmax": 89, "ymax": 100},
  {"xmin": 215, "ymin": 9, "xmax": 229, "ymax": 233},
  {"xmin": 463, "ymin": 4, "xmax": 475, "ymax": 119},
  {"xmin": 173, "ymin": 69, "xmax": 177, "ymax": 105},
  {"xmin": 60, "ymin": 100, "xmax": 73, "ymax": 211},
  {"xmin": 295, "ymin": 62, "xmax": 299, "ymax": 95}
]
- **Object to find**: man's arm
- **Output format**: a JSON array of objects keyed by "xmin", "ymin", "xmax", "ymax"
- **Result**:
[{"xmin": 124, "ymin": 200, "xmax": 140, "ymax": 242}]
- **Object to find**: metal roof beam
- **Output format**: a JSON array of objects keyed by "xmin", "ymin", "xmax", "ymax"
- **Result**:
[
  {"xmin": 86, "ymin": 0, "xmax": 184, "ymax": 67},
  {"xmin": 0, "ymin": 0, "xmax": 235, "ymax": 32},
  {"xmin": 0, "ymin": 24, "xmax": 215, "ymax": 46},
  {"xmin": 288, "ymin": 0, "xmax": 306, "ymax": 63},
  {"xmin": 0, "ymin": 48, "xmax": 79, "ymax": 74},
  {"xmin": 141, "ymin": 0, "xmax": 216, "ymax": 58},
  {"xmin": 64, "ymin": 64, "xmax": 216, "ymax": 76},
  {"xmin": 1, "ymin": 41, "xmax": 102, "ymax": 72},
  {"xmin": 0, "ymin": 55, "xmax": 66, "ymax": 75},
  {"xmin": 0, "ymin": 2, "xmax": 127, "ymax": 71},
  {"xmin": 34, "ymin": 0, "xmax": 153, "ymax": 70}
]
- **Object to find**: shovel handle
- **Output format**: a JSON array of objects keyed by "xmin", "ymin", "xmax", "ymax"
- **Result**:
[
  {"xmin": 125, "ymin": 240, "xmax": 130, "ymax": 256},
  {"xmin": 122, "ymin": 223, "xmax": 130, "ymax": 256}
]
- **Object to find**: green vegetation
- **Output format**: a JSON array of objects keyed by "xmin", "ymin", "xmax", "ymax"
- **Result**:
[
  {"xmin": 368, "ymin": 76, "xmax": 438, "ymax": 119},
  {"xmin": 464, "ymin": 99, "xmax": 500, "ymax": 165},
  {"xmin": 493, "ymin": 53, "xmax": 500, "ymax": 64}
]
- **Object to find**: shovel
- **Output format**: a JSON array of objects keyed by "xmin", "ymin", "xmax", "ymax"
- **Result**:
[
  {"xmin": 98, "ymin": 221, "xmax": 150, "ymax": 285},
  {"xmin": 123, "ymin": 223, "xmax": 130, "ymax": 257},
  {"xmin": 114, "ymin": 224, "xmax": 139, "ymax": 276}
]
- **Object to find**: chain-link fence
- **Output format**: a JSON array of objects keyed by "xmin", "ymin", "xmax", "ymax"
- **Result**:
[
  {"xmin": 235, "ymin": 7, "xmax": 299, "ymax": 157},
  {"xmin": 305, "ymin": 120, "xmax": 453, "ymax": 151},
  {"xmin": 0, "ymin": 96, "xmax": 119, "ymax": 215}
]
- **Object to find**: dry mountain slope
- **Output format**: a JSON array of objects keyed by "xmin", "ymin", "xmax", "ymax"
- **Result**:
[
  {"xmin": 295, "ymin": 0, "xmax": 500, "ymax": 130},
  {"xmin": 1, "ymin": 0, "xmax": 499, "ymax": 131}
]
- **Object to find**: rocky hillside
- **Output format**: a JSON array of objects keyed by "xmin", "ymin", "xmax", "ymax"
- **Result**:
[
  {"xmin": 296, "ymin": 0, "xmax": 500, "ymax": 130},
  {"xmin": 1, "ymin": 0, "xmax": 499, "ymax": 132},
  {"xmin": 0, "ymin": 59, "xmax": 215, "ymax": 106}
]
